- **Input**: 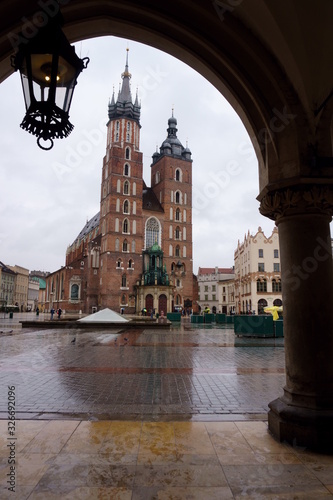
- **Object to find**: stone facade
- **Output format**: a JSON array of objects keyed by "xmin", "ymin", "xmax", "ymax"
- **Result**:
[
  {"xmin": 0, "ymin": 261, "xmax": 16, "ymax": 307},
  {"xmin": 197, "ymin": 267, "xmax": 235, "ymax": 314},
  {"xmin": 8, "ymin": 265, "xmax": 29, "ymax": 311},
  {"xmin": 234, "ymin": 227, "xmax": 282, "ymax": 314},
  {"xmin": 45, "ymin": 54, "xmax": 194, "ymax": 314}
]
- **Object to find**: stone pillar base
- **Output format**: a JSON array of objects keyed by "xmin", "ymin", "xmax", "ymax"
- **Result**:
[{"xmin": 268, "ymin": 398, "xmax": 333, "ymax": 452}]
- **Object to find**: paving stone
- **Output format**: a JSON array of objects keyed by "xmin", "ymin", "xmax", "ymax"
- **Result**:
[{"xmin": 0, "ymin": 323, "xmax": 285, "ymax": 419}]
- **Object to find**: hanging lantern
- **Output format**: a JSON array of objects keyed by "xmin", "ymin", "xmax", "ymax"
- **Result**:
[{"xmin": 11, "ymin": 11, "xmax": 89, "ymax": 150}]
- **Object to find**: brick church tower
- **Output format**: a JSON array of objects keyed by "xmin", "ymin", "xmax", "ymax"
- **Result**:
[
  {"xmin": 99, "ymin": 49, "xmax": 144, "ymax": 311},
  {"xmin": 45, "ymin": 52, "xmax": 194, "ymax": 315},
  {"xmin": 150, "ymin": 113, "xmax": 193, "ymax": 311}
]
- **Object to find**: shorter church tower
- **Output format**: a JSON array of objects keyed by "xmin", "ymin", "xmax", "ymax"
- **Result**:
[{"xmin": 150, "ymin": 112, "xmax": 194, "ymax": 311}]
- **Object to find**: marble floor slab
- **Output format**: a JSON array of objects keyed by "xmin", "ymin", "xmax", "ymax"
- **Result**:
[{"xmin": 1, "ymin": 419, "xmax": 333, "ymax": 499}]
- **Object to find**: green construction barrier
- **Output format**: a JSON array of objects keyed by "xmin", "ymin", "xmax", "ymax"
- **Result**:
[
  {"xmin": 167, "ymin": 313, "xmax": 181, "ymax": 322},
  {"xmin": 226, "ymin": 315, "xmax": 234, "ymax": 324},
  {"xmin": 191, "ymin": 314, "xmax": 204, "ymax": 323},
  {"xmin": 204, "ymin": 313, "xmax": 215, "ymax": 323},
  {"xmin": 215, "ymin": 313, "xmax": 226, "ymax": 323},
  {"xmin": 274, "ymin": 320, "xmax": 284, "ymax": 337},
  {"xmin": 234, "ymin": 314, "xmax": 274, "ymax": 336}
]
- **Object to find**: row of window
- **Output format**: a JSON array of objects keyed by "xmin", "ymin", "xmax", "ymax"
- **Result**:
[
  {"xmin": 257, "ymin": 279, "xmax": 282, "ymax": 292},
  {"xmin": 155, "ymin": 168, "xmax": 190, "ymax": 184},
  {"xmin": 258, "ymin": 263, "xmax": 280, "ymax": 272},
  {"xmin": 239, "ymin": 248, "xmax": 279, "ymax": 265},
  {"xmin": 113, "ymin": 237, "xmax": 187, "ymax": 258},
  {"xmin": 259, "ymin": 248, "xmax": 279, "ymax": 258}
]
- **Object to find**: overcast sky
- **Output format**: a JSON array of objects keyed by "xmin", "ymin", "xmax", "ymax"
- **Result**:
[{"xmin": 0, "ymin": 36, "xmax": 277, "ymax": 274}]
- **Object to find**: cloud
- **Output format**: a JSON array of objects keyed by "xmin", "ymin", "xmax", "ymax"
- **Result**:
[{"xmin": 0, "ymin": 36, "xmax": 276, "ymax": 273}]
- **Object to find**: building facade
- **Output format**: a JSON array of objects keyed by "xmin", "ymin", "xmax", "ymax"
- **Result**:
[
  {"xmin": 45, "ymin": 53, "xmax": 194, "ymax": 314},
  {"xmin": 0, "ymin": 261, "xmax": 16, "ymax": 307},
  {"xmin": 8, "ymin": 265, "xmax": 29, "ymax": 311},
  {"xmin": 234, "ymin": 227, "xmax": 282, "ymax": 314},
  {"xmin": 197, "ymin": 267, "xmax": 235, "ymax": 314}
]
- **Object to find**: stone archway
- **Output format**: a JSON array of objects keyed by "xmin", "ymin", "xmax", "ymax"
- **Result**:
[{"xmin": 0, "ymin": 0, "xmax": 333, "ymax": 450}]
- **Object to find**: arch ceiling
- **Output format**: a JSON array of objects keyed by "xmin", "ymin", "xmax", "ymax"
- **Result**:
[{"xmin": 0, "ymin": 0, "xmax": 332, "ymax": 194}]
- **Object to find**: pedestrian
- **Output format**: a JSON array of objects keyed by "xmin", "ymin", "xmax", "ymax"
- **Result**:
[
  {"xmin": 36, "ymin": 306, "xmax": 39, "ymax": 317},
  {"xmin": 121, "ymin": 307, "xmax": 124, "ymax": 315},
  {"xmin": 58, "ymin": 308, "xmax": 62, "ymax": 319},
  {"xmin": 50, "ymin": 308, "xmax": 55, "ymax": 320}
]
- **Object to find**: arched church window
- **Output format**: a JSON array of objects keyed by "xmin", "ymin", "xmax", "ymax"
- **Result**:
[
  {"xmin": 122, "ymin": 274, "xmax": 127, "ymax": 287},
  {"xmin": 123, "ymin": 200, "xmax": 129, "ymax": 214},
  {"xmin": 175, "ymin": 191, "xmax": 181, "ymax": 204},
  {"xmin": 175, "ymin": 245, "xmax": 180, "ymax": 257},
  {"xmin": 175, "ymin": 168, "xmax": 182, "ymax": 181},
  {"xmin": 175, "ymin": 208, "xmax": 180, "ymax": 221},
  {"xmin": 145, "ymin": 217, "xmax": 160, "ymax": 248},
  {"xmin": 175, "ymin": 226, "xmax": 180, "ymax": 240},
  {"xmin": 123, "ymin": 239, "xmax": 128, "ymax": 252},
  {"xmin": 125, "ymin": 147, "xmax": 130, "ymax": 159},
  {"xmin": 71, "ymin": 284, "xmax": 79, "ymax": 300},
  {"xmin": 124, "ymin": 164, "xmax": 130, "ymax": 176},
  {"xmin": 124, "ymin": 180, "xmax": 129, "ymax": 195},
  {"xmin": 123, "ymin": 218, "xmax": 129, "ymax": 233}
]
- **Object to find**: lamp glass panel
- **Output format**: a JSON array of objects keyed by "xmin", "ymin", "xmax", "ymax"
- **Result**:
[{"xmin": 20, "ymin": 72, "xmax": 31, "ymax": 109}]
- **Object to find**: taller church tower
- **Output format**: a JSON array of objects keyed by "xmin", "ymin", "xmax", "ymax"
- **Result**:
[{"xmin": 99, "ymin": 50, "xmax": 144, "ymax": 311}]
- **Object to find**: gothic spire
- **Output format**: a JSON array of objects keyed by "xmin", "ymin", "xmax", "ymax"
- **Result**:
[{"xmin": 108, "ymin": 49, "xmax": 141, "ymax": 124}]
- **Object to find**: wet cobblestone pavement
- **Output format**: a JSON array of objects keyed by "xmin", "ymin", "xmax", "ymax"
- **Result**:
[
  {"xmin": 1, "ymin": 316, "xmax": 333, "ymax": 499},
  {"xmin": 0, "ymin": 316, "xmax": 285, "ymax": 420}
]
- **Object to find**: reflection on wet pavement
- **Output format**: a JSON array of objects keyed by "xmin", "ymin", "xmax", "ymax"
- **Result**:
[
  {"xmin": 0, "ymin": 321, "xmax": 285, "ymax": 419},
  {"xmin": 0, "ymin": 316, "xmax": 332, "ymax": 499}
]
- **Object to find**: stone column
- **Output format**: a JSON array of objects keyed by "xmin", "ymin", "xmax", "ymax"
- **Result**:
[{"xmin": 260, "ymin": 186, "xmax": 333, "ymax": 451}]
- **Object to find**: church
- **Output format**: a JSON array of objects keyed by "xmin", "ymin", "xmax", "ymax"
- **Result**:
[{"xmin": 45, "ymin": 52, "xmax": 194, "ymax": 315}]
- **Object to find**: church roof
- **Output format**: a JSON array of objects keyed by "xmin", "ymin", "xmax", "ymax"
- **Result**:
[
  {"xmin": 73, "ymin": 212, "xmax": 100, "ymax": 244},
  {"xmin": 142, "ymin": 185, "xmax": 164, "ymax": 212}
]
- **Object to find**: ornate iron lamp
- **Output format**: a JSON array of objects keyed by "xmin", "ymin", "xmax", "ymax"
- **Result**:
[{"xmin": 11, "ymin": 12, "xmax": 89, "ymax": 150}]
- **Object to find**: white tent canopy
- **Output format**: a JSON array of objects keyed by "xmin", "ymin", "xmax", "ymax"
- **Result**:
[{"xmin": 77, "ymin": 308, "xmax": 129, "ymax": 323}]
